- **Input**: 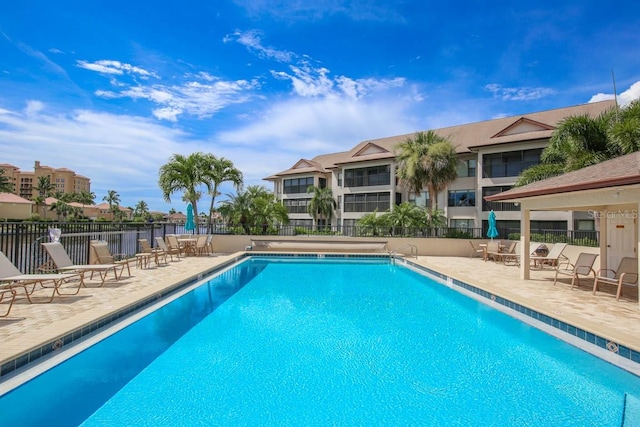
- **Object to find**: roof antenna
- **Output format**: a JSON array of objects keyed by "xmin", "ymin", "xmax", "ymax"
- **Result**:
[{"xmin": 611, "ymin": 70, "xmax": 620, "ymax": 118}]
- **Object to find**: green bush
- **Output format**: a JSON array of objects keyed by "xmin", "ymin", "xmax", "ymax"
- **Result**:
[{"xmin": 445, "ymin": 229, "xmax": 473, "ymax": 239}]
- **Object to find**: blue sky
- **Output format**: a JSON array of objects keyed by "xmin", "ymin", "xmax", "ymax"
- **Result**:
[{"xmin": 1, "ymin": 1, "xmax": 639, "ymax": 213}]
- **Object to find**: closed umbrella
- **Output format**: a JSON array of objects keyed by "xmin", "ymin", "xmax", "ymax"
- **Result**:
[
  {"xmin": 487, "ymin": 210, "xmax": 499, "ymax": 240},
  {"xmin": 185, "ymin": 203, "xmax": 196, "ymax": 233}
]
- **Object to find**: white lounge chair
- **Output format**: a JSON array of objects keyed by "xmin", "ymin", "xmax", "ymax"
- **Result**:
[
  {"xmin": 0, "ymin": 250, "xmax": 83, "ymax": 303},
  {"xmin": 553, "ymin": 252, "xmax": 598, "ymax": 289},
  {"xmin": 155, "ymin": 237, "xmax": 181, "ymax": 261},
  {"xmin": 593, "ymin": 257, "xmax": 639, "ymax": 301},
  {"xmin": 42, "ymin": 242, "xmax": 122, "ymax": 287},
  {"xmin": 530, "ymin": 243, "xmax": 568, "ymax": 269},
  {"xmin": 90, "ymin": 241, "xmax": 135, "ymax": 278}
]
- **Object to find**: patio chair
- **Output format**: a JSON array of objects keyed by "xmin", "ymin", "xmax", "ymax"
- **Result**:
[
  {"xmin": 485, "ymin": 240, "xmax": 502, "ymax": 262},
  {"xmin": 592, "ymin": 257, "xmax": 639, "ymax": 301},
  {"xmin": 155, "ymin": 236, "xmax": 181, "ymax": 261},
  {"xmin": 0, "ymin": 250, "xmax": 83, "ymax": 303},
  {"xmin": 205, "ymin": 234, "xmax": 214, "ymax": 255},
  {"xmin": 166, "ymin": 235, "xmax": 186, "ymax": 257},
  {"xmin": 139, "ymin": 239, "xmax": 168, "ymax": 267},
  {"xmin": 0, "ymin": 287, "xmax": 16, "ymax": 317},
  {"xmin": 195, "ymin": 235, "xmax": 209, "ymax": 256},
  {"xmin": 468, "ymin": 241, "xmax": 484, "ymax": 258},
  {"xmin": 497, "ymin": 241, "xmax": 518, "ymax": 264},
  {"xmin": 530, "ymin": 243, "xmax": 568, "ymax": 269},
  {"xmin": 553, "ymin": 252, "xmax": 598, "ymax": 289},
  {"xmin": 90, "ymin": 241, "xmax": 135, "ymax": 278},
  {"xmin": 42, "ymin": 242, "xmax": 122, "ymax": 287}
]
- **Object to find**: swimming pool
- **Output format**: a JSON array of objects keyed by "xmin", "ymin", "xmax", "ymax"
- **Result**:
[{"xmin": 1, "ymin": 256, "xmax": 639, "ymax": 426}]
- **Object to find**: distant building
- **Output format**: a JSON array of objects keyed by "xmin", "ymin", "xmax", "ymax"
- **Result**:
[{"xmin": 0, "ymin": 161, "xmax": 91, "ymax": 200}]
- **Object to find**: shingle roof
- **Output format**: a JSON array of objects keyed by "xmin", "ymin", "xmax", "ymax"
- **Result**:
[
  {"xmin": 0, "ymin": 193, "xmax": 34, "ymax": 204},
  {"xmin": 264, "ymin": 100, "xmax": 616, "ymax": 179},
  {"xmin": 485, "ymin": 152, "xmax": 640, "ymax": 201}
]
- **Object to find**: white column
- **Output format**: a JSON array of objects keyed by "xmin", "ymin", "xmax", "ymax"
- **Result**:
[
  {"xmin": 521, "ymin": 207, "xmax": 530, "ymax": 280},
  {"xmin": 599, "ymin": 209, "xmax": 608, "ymax": 271},
  {"xmin": 637, "ymin": 202, "xmax": 640, "ymax": 311}
]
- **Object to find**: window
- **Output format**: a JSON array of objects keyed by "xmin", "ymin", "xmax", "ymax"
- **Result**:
[
  {"xmin": 575, "ymin": 220, "xmax": 595, "ymax": 231},
  {"xmin": 283, "ymin": 177, "xmax": 314, "ymax": 194},
  {"xmin": 457, "ymin": 159, "xmax": 477, "ymax": 178},
  {"xmin": 283, "ymin": 198, "xmax": 311, "ymax": 214},
  {"xmin": 344, "ymin": 192, "xmax": 390, "ymax": 212},
  {"xmin": 482, "ymin": 149, "xmax": 542, "ymax": 178},
  {"xmin": 482, "ymin": 186, "xmax": 519, "ymax": 211},
  {"xmin": 319, "ymin": 178, "xmax": 327, "ymax": 189},
  {"xmin": 448, "ymin": 190, "xmax": 476, "ymax": 207},
  {"xmin": 409, "ymin": 191, "xmax": 430, "ymax": 208},
  {"xmin": 344, "ymin": 165, "xmax": 391, "ymax": 187},
  {"xmin": 450, "ymin": 219, "xmax": 475, "ymax": 229},
  {"xmin": 337, "ymin": 172, "xmax": 342, "ymax": 187}
]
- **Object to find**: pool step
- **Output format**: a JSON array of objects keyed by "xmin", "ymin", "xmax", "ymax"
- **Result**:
[{"xmin": 622, "ymin": 393, "xmax": 640, "ymax": 427}]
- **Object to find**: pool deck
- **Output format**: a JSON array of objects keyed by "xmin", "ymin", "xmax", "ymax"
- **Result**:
[{"xmin": 1, "ymin": 251, "xmax": 639, "ymax": 382}]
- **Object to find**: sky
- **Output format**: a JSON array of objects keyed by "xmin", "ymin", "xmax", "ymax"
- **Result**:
[{"xmin": 1, "ymin": 1, "xmax": 639, "ymax": 214}]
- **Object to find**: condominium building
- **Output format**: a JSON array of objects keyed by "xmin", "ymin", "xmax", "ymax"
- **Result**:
[
  {"xmin": 0, "ymin": 160, "xmax": 91, "ymax": 200},
  {"xmin": 264, "ymin": 100, "xmax": 616, "ymax": 235}
]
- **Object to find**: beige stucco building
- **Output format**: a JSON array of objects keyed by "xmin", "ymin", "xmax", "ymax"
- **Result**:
[
  {"xmin": 0, "ymin": 161, "xmax": 90, "ymax": 201},
  {"xmin": 265, "ymin": 100, "xmax": 616, "ymax": 236}
]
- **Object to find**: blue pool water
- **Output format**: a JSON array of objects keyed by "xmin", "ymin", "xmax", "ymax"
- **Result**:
[{"xmin": 1, "ymin": 256, "xmax": 640, "ymax": 426}]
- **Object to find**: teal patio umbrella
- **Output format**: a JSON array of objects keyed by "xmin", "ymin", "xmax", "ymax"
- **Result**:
[
  {"xmin": 487, "ymin": 210, "xmax": 499, "ymax": 240},
  {"xmin": 185, "ymin": 203, "xmax": 196, "ymax": 233}
]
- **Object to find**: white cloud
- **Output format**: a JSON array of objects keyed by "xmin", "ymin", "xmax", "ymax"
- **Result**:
[
  {"xmin": 224, "ymin": 29, "xmax": 294, "ymax": 63},
  {"xmin": 484, "ymin": 84, "xmax": 556, "ymax": 101},
  {"xmin": 272, "ymin": 62, "xmax": 406, "ymax": 100},
  {"xmin": 76, "ymin": 60, "xmax": 158, "ymax": 78},
  {"xmin": 0, "ymin": 104, "xmax": 199, "ymax": 211},
  {"xmin": 588, "ymin": 81, "xmax": 640, "ymax": 106}
]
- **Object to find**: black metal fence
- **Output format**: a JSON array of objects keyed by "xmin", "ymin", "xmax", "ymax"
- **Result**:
[
  {"xmin": 0, "ymin": 222, "xmax": 600, "ymax": 274},
  {"xmin": 0, "ymin": 222, "xmax": 207, "ymax": 274}
]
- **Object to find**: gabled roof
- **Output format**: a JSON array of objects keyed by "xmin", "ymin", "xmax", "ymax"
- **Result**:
[
  {"xmin": 0, "ymin": 193, "xmax": 33, "ymax": 204},
  {"xmin": 485, "ymin": 152, "xmax": 640, "ymax": 201},
  {"xmin": 265, "ymin": 152, "xmax": 348, "ymax": 180},
  {"xmin": 490, "ymin": 117, "xmax": 555, "ymax": 138}
]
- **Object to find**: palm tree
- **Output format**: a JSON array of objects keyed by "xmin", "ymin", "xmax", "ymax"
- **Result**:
[
  {"xmin": 385, "ymin": 202, "xmax": 426, "ymax": 236},
  {"xmin": 396, "ymin": 131, "xmax": 459, "ymax": 210},
  {"xmin": 307, "ymin": 185, "xmax": 337, "ymax": 230},
  {"xmin": 218, "ymin": 185, "xmax": 288, "ymax": 234},
  {"xmin": 33, "ymin": 176, "xmax": 56, "ymax": 219},
  {"xmin": 103, "ymin": 190, "xmax": 121, "ymax": 220},
  {"xmin": 134, "ymin": 200, "xmax": 150, "ymax": 220},
  {"xmin": 248, "ymin": 185, "xmax": 289, "ymax": 234},
  {"xmin": 159, "ymin": 153, "xmax": 212, "ymax": 233},
  {"xmin": 201, "ymin": 155, "xmax": 243, "ymax": 233},
  {"xmin": 516, "ymin": 100, "xmax": 640, "ymax": 186},
  {"xmin": 50, "ymin": 200, "xmax": 72, "ymax": 222},
  {"xmin": 218, "ymin": 188, "xmax": 253, "ymax": 234},
  {"xmin": 0, "ymin": 169, "xmax": 13, "ymax": 193},
  {"xmin": 356, "ymin": 209, "xmax": 389, "ymax": 236}
]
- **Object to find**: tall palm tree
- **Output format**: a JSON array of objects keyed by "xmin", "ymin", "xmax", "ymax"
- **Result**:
[
  {"xmin": 396, "ymin": 131, "xmax": 459, "ymax": 210},
  {"xmin": 202, "ymin": 154, "xmax": 243, "ymax": 233},
  {"xmin": 0, "ymin": 169, "xmax": 13, "ymax": 193},
  {"xmin": 159, "ymin": 152, "xmax": 212, "ymax": 233},
  {"xmin": 103, "ymin": 190, "xmax": 121, "ymax": 220},
  {"xmin": 33, "ymin": 176, "xmax": 56, "ymax": 219},
  {"xmin": 307, "ymin": 185, "xmax": 337, "ymax": 230}
]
